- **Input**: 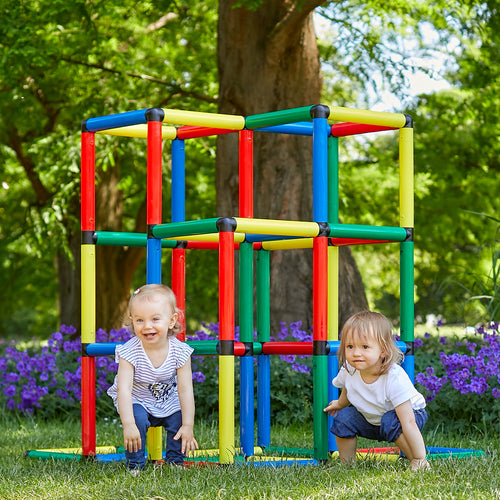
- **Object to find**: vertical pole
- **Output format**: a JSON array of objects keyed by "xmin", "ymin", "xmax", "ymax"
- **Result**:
[
  {"xmin": 239, "ymin": 241, "xmax": 254, "ymax": 456},
  {"xmin": 399, "ymin": 120, "xmax": 415, "ymax": 381},
  {"xmin": 80, "ymin": 129, "xmax": 96, "ymax": 456},
  {"xmin": 256, "ymin": 249, "xmax": 271, "ymax": 448},
  {"xmin": 311, "ymin": 105, "xmax": 330, "ymax": 462},
  {"xmin": 313, "ymin": 236, "xmax": 329, "ymax": 461},
  {"xmin": 238, "ymin": 129, "xmax": 255, "ymax": 456},
  {"xmin": 146, "ymin": 108, "xmax": 164, "ymax": 285},
  {"xmin": 146, "ymin": 108, "xmax": 164, "ymax": 460},
  {"xmin": 171, "ymin": 138, "xmax": 186, "ymax": 339},
  {"xmin": 327, "ymin": 134, "xmax": 340, "ymax": 452},
  {"xmin": 239, "ymin": 130, "xmax": 254, "ymax": 218},
  {"xmin": 218, "ymin": 219, "xmax": 236, "ymax": 464}
]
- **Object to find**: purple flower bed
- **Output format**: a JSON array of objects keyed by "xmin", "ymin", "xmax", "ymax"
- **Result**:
[
  {"xmin": 0, "ymin": 320, "xmax": 312, "ymax": 420},
  {"xmin": 414, "ymin": 321, "xmax": 500, "ymax": 430},
  {"xmin": 2, "ymin": 319, "xmax": 498, "ymax": 427},
  {"xmin": 415, "ymin": 322, "xmax": 500, "ymax": 400}
]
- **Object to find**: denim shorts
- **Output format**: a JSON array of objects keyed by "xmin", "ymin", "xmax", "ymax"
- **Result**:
[
  {"xmin": 126, "ymin": 404, "xmax": 184, "ymax": 470},
  {"xmin": 330, "ymin": 405, "xmax": 428, "ymax": 444}
]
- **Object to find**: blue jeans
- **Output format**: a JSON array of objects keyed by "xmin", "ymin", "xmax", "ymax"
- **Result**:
[
  {"xmin": 331, "ymin": 405, "xmax": 428, "ymax": 444},
  {"xmin": 126, "ymin": 404, "xmax": 184, "ymax": 469}
]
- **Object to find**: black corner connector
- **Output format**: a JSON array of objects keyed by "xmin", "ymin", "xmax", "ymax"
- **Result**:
[
  {"xmin": 317, "ymin": 222, "xmax": 330, "ymax": 237},
  {"xmin": 405, "ymin": 228, "xmax": 414, "ymax": 241},
  {"xmin": 216, "ymin": 217, "xmax": 237, "ymax": 232},
  {"xmin": 81, "ymin": 231, "xmax": 96, "ymax": 245},
  {"xmin": 310, "ymin": 104, "xmax": 330, "ymax": 119},
  {"xmin": 145, "ymin": 107, "xmax": 165, "ymax": 122},
  {"xmin": 405, "ymin": 341, "xmax": 414, "ymax": 356},
  {"xmin": 404, "ymin": 114, "xmax": 413, "ymax": 128},
  {"xmin": 81, "ymin": 120, "xmax": 89, "ymax": 132}
]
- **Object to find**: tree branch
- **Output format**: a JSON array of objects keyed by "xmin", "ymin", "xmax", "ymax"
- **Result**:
[
  {"xmin": 7, "ymin": 127, "xmax": 52, "ymax": 205},
  {"xmin": 268, "ymin": 0, "xmax": 331, "ymax": 49},
  {"xmin": 59, "ymin": 57, "xmax": 217, "ymax": 104}
]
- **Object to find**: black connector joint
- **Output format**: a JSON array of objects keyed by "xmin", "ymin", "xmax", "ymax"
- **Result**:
[
  {"xmin": 217, "ymin": 340, "xmax": 235, "ymax": 356},
  {"xmin": 313, "ymin": 340, "xmax": 330, "ymax": 356},
  {"xmin": 81, "ymin": 343, "xmax": 90, "ymax": 357},
  {"xmin": 145, "ymin": 107, "xmax": 165, "ymax": 122},
  {"xmin": 310, "ymin": 104, "xmax": 330, "ymax": 119},
  {"xmin": 81, "ymin": 231, "xmax": 96, "ymax": 245},
  {"xmin": 404, "ymin": 114, "xmax": 413, "ymax": 128},
  {"xmin": 216, "ymin": 217, "xmax": 237, "ymax": 232},
  {"xmin": 317, "ymin": 222, "xmax": 330, "ymax": 237},
  {"xmin": 404, "ymin": 341, "xmax": 414, "ymax": 356},
  {"xmin": 405, "ymin": 228, "xmax": 414, "ymax": 242},
  {"xmin": 242, "ymin": 342, "xmax": 253, "ymax": 356}
]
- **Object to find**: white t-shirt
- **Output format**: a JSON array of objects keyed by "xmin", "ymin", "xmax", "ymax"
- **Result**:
[
  {"xmin": 332, "ymin": 363, "xmax": 426, "ymax": 425},
  {"xmin": 107, "ymin": 335, "xmax": 194, "ymax": 418}
]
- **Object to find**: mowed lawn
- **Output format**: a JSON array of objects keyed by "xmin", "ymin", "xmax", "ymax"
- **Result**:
[{"xmin": 1, "ymin": 417, "xmax": 499, "ymax": 499}]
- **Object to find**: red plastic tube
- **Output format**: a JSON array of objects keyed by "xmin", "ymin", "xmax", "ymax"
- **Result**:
[
  {"xmin": 331, "ymin": 122, "xmax": 398, "ymax": 137},
  {"xmin": 147, "ymin": 120, "xmax": 163, "ymax": 225},
  {"xmin": 81, "ymin": 132, "xmax": 95, "ymax": 231}
]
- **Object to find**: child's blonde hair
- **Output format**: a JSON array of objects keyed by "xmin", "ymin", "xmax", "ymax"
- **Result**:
[
  {"xmin": 126, "ymin": 284, "xmax": 183, "ymax": 337},
  {"xmin": 338, "ymin": 310, "xmax": 403, "ymax": 375}
]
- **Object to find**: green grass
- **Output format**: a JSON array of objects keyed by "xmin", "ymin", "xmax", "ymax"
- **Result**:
[{"xmin": 1, "ymin": 416, "xmax": 500, "ymax": 499}]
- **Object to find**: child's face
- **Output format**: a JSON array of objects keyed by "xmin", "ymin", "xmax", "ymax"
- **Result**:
[
  {"xmin": 129, "ymin": 295, "xmax": 177, "ymax": 346},
  {"xmin": 344, "ymin": 330, "xmax": 385, "ymax": 377}
]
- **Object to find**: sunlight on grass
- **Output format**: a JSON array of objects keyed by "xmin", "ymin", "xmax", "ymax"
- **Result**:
[{"xmin": 1, "ymin": 417, "xmax": 499, "ymax": 499}]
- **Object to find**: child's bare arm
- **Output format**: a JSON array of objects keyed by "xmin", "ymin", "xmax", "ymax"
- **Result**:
[
  {"xmin": 395, "ymin": 400, "xmax": 430, "ymax": 470},
  {"xmin": 116, "ymin": 358, "xmax": 141, "ymax": 453},
  {"xmin": 174, "ymin": 358, "xmax": 199, "ymax": 455},
  {"xmin": 324, "ymin": 388, "xmax": 350, "ymax": 416}
]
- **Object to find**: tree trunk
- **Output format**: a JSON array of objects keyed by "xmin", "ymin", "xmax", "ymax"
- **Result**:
[
  {"xmin": 58, "ymin": 155, "xmax": 147, "ymax": 334},
  {"xmin": 94, "ymin": 158, "xmax": 147, "ymax": 331},
  {"xmin": 216, "ymin": 0, "xmax": 368, "ymax": 334}
]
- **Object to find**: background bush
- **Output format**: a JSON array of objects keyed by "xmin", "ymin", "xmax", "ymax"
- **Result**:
[{"xmin": 2, "ymin": 320, "xmax": 499, "ymax": 433}]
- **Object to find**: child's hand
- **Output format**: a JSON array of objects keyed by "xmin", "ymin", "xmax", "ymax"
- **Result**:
[
  {"xmin": 173, "ymin": 424, "xmax": 199, "ymax": 456},
  {"xmin": 324, "ymin": 400, "xmax": 342, "ymax": 417},
  {"xmin": 123, "ymin": 423, "xmax": 142, "ymax": 453},
  {"xmin": 410, "ymin": 458, "xmax": 431, "ymax": 471}
]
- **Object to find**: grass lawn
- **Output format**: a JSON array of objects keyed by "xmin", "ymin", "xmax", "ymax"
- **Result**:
[{"xmin": 1, "ymin": 416, "xmax": 499, "ymax": 499}]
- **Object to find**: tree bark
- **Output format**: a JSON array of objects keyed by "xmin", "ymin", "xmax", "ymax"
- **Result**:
[
  {"xmin": 93, "ymin": 158, "xmax": 147, "ymax": 331},
  {"xmin": 216, "ymin": 0, "xmax": 368, "ymax": 334}
]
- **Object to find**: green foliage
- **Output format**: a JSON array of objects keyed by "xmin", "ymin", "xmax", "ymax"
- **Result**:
[
  {"xmin": 0, "ymin": 0, "xmax": 220, "ymax": 336},
  {"xmin": 415, "ymin": 323, "xmax": 500, "ymax": 433}
]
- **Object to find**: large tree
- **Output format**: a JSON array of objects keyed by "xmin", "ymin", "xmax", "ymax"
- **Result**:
[
  {"xmin": 216, "ymin": 0, "xmax": 369, "ymax": 331},
  {"xmin": 0, "ymin": 0, "xmax": 219, "ymax": 335}
]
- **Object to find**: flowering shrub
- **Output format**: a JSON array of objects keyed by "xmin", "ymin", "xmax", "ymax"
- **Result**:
[
  {"xmin": 0, "ymin": 325, "xmax": 131, "ymax": 419},
  {"xmin": 187, "ymin": 320, "xmax": 313, "ymax": 424},
  {"xmin": 0, "ymin": 321, "xmax": 313, "ymax": 422},
  {"xmin": 6, "ymin": 319, "xmax": 498, "ymax": 430},
  {"xmin": 415, "ymin": 321, "xmax": 500, "ymax": 431}
]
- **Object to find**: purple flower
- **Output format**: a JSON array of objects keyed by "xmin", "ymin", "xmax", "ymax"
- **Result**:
[
  {"xmin": 3, "ymin": 385, "xmax": 16, "ymax": 397},
  {"xmin": 192, "ymin": 371, "xmax": 206, "ymax": 383}
]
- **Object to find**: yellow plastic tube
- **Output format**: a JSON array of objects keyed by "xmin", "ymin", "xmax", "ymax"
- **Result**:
[
  {"xmin": 146, "ymin": 427, "xmax": 163, "ymax": 461},
  {"xmin": 219, "ymin": 355, "xmax": 235, "ymax": 464},
  {"xmin": 261, "ymin": 238, "xmax": 314, "ymax": 251},
  {"xmin": 81, "ymin": 244, "xmax": 95, "ymax": 344},
  {"xmin": 97, "ymin": 125, "xmax": 177, "ymax": 139},
  {"xmin": 327, "ymin": 246, "xmax": 339, "ymax": 341},
  {"xmin": 399, "ymin": 127, "xmax": 414, "ymax": 228},
  {"xmin": 162, "ymin": 109, "xmax": 245, "ymax": 130},
  {"xmin": 329, "ymin": 107, "xmax": 406, "ymax": 129},
  {"xmin": 235, "ymin": 218, "xmax": 320, "ymax": 237},
  {"xmin": 170, "ymin": 232, "xmax": 246, "ymax": 243}
]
